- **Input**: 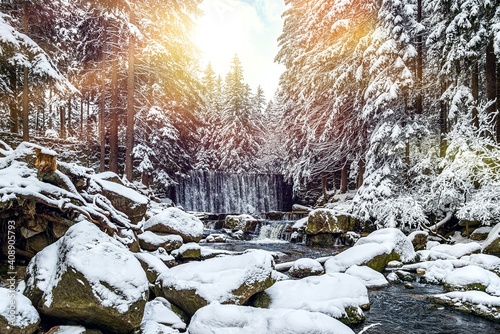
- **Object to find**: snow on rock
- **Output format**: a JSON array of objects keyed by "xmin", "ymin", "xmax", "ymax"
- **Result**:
[
  {"xmin": 134, "ymin": 252, "xmax": 169, "ymax": 283},
  {"xmin": 470, "ymin": 226, "xmax": 493, "ymax": 241},
  {"xmin": 144, "ymin": 207, "xmax": 203, "ymax": 243},
  {"xmin": 288, "ymin": 258, "xmax": 325, "ymax": 278},
  {"xmin": 138, "ymin": 231, "xmax": 183, "ymax": 252},
  {"xmin": 24, "ymin": 220, "xmax": 149, "ymax": 333},
  {"xmin": 91, "ymin": 176, "xmax": 148, "ymax": 224},
  {"xmin": 429, "ymin": 242, "xmax": 482, "ymax": 258},
  {"xmin": 408, "ymin": 230, "xmax": 428, "ymax": 251},
  {"xmin": 141, "ymin": 297, "xmax": 186, "ymax": 331},
  {"xmin": 444, "ymin": 265, "xmax": 500, "ymax": 296},
  {"xmin": 0, "ymin": 288, "xmax": 40, "ymax": 334},
  {"xmin": 429, "ymin": 291, "xmax": 500, "ymax": 321},
  {"xmin": 188, "ymin": 303, "xmax": 355, "ymax": 334},
  {"xmin": 252, "ymin": 273, "xmax": 369, "ymax": 324},
  {"xmin": 171, "ymin": 242, "xmax": 201, "ymax": 261},
  {"xmin": 354, "ymin": 228, "xmax": 416, "ymax": 263},
  {"xmin": 482, "ymin": 223, "xmax": 500, "ymax": 256},
  {"xmin": 416, "ymin": 250, "xmax": 457, "ymax": 261},
  {"xmin": 345, "ymin": 265, "xmax": 389, "ymax": 288},
  {"xmin": 150, "ymin": 247, "xmax": 176, "ymax": 267},
  {"xmin": 156, "ymin": 250, "xmax": 275, "ymax": 316},
  {"xmin": 401, "ymin": 260, "xmax": 467, "ymax": 284},
  {"xmin": 140, "ymin": 321, "xmax": 181, "ymax": 334},
  {"xmin": 324, "ymin": 243, "xmax": 398, "ymax": 273},
  {"xmin": 467, "ymin": 254, "xmax": 500, "ymax": 273}
]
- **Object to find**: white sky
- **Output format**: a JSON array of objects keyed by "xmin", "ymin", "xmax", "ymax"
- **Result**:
[{"xmin": 193, "ymin": 0, "xmax": 285, "ymax": 100}]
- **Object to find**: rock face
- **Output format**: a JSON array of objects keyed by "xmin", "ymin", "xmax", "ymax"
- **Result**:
[
  {"xmin": 482, "ymin": 223, "xmax": 500, "ymax": 256},
  {"xmin": 0, "ymin": 288, "xmax": 40, "ymax": 334},
  {"xmin": 24, "ymin": 221, "xmax": 149, "ymax": 333},
  {"xmin": 251, "ymin": 273, "xmax": 369, "ymax": 324},
  {"xmin": 144, "ymin": 207, "xmax": 204, "ymax": 243},
  {"xmin": 156, "ymin": 250, "xmax": 275, "ymax": 316},
  {"xmin": 188, "ymin": 303, "xmax": 355, "ymax": 334},
  {"xmin": 408, "ymin": 231, "xmax": 428, "ymax": 251},
  {"xmin": 92, "ymin": 177, "xmax": 148, "ymax": 224},
  {"xmin": 305, "ymin": 209, "xmax": 359, "ymax": 246}
]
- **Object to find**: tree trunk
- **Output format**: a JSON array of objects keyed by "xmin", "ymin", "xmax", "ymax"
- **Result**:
[
  {"xmin": 439, "ymin": 81, "xmax": 448, "ymax": 158},
  {"xmin": 22, "ymin": 2, "xmax": 29, "ymax": 141},
  {"xmin": 125, "ymin": 10, "xmax": 136, "ymax": 182},
  {"xmin": 109, "ymin": 23, "xmax": 119, "ymax": 174},
  {"xmin": 496, "ymin": 61, "xmax": 500, "ymax": 142},
  {"xmin": 321, "ymin": 172, "xmax": 328, "ymax": 200},
  {"xmin": 9, "ymin": 68, "xmax": 19, "ymax": 134},
  {"xmin": 340, "ymin": 160, "xmax": 348, "ymax": 194},
  {"xmin": 59, "ymin": 106, "xmax": 66, "ymax": 139},
  {"xmin": 67, "ymin": 97, "xmax": 72, "ymax": 137},
  {"xmin": 415, "ymin": 0, "xmax": 423, "ymax": 115},
  {"xmin": 471, "ymin": 60, "xmax": 479, "ymax": 129},
  {"xmin": 357, "ymin": 158, "xmax": 365, "ymax": 188},
  {"xmin": 80, "ymin": 93, "xmax": 84, "ymax": 138},
  {"xmin": 100, "ymin": 26, "xmax": 107, "ymax": 173},
  {"xmin": 486, "ymin": 36, "xmax": 497, "ymax": 140}
]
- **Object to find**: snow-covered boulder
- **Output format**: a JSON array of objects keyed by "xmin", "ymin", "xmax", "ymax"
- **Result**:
[
  {"xmin": 408, "ymin": 230, "xmax": 428, "ymax": 251},
  {"xmin": 188, "ymin": 303, "xmax": 355, "ymax": 334},
  {"xmin": 150, "ymin": 247, "xmax": 176, "ymax": 267},
  {"xmin": 144, "ymin": 207, "xmax": 203, "ymax": 243},
  {"xmin": 24, "ymin": 221, "xmax": 149, "ymax": 333},
  {"xmin": 429, "ymin": 291, "xmax": 500, "ymax": 322},
  {"xmin": 429, "ymin": 242, "xmax": 481, "ymax": 258},
  {"xmin": 0, "ymin": 288, "xmax": 40, "ymax": 334},
  {"xmin": 205, "ymin": 233, "xmax": 227, "ymax": 243},
  {"xmin": 467, "ymin": 254, "xmax": 500, "ymax": 274},
  {"xmin": 140, "ymin": 297, "xmax": 186, "ymax": 332},
  {"xmin": 344, "ymin": 265, "xmax": 389, "ymax": 288},
  {"xmin": 44, "ymin": 325, "xmax": 87, "ymax": 334},
  {"xmin": 354, "ymin": 228, "xmax": 416, "ymax": 263},
  {"xmin": 324, "ymin": 243, "xmax": 399, "ymax": 273},
  {"xmin": 171, "ymin": 242, "xmax": 201, "ymax": 261},
  {"xmin": 444, "ymin": 265, "xmax": 500, "ymax": 296},
  {"xmin": 91, "ymin": 176, "xmax": 148, "ymax": 224},
  {"xmin": 482, "ymin": 223, "xmax": 500, "ymax": 256},
  {"xmin": 401, "ymin": 259, "xmax": 468, "ymax": 284},
  {"xmin": 224, "ymin": 214, "xmax": 259, "ymax": 232},
  {"xmin": 138, "ymin": 231, "xmax": 183, "ymax": 252},
  {"xmin": 156, "ymin": 250, "xmax": 275, "ymax": 316},
  {"xmin": 252, "ymin": 273, "xmax": 369, "ymax": 324},
  {"xmin": 134, "ymin": 252, "xmax": 169, "ymax": 283},
  {"xmin": 288, "ymin": 258, "xmax": 324, "ymax": 278},
  {"xmin": 470, "ymin": 226, "xmax": 493, "ymax": 241}
]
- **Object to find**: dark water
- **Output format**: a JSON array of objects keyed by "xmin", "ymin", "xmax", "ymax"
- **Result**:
[{"xmin": 205, "ymin": 240, "xmax": 500, "ymax": 334}]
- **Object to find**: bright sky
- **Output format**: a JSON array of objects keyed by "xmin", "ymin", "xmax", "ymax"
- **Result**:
[{"xmin": 193, "ymin": 0, "xmax": 285, "ymax": 100}]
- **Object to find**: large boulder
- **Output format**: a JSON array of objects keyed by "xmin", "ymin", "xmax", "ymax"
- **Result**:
[
  {"xmin": 408, "ymin": 231, "xmax": 428, "ymax": 251},
  {"xmin": 443, "ymin": 265, "xmax": 500, "ymax": 296},
  {"xmin": 188, "ymin": 303, "xmax": 355, "ymax": 334},
  {"xmin": 482, "ymin": 223, "xmax": 500, "ymax": 256},
  {"xmin": 140, "ymin": 297, "xmax": 186, "ymax": 333},
  {"xmin": 0, "ymin": 288, "xmax": 40, "ymax": 334},
  {"xmin": 288, "ymin": 258, "xmax": 324, "ymax": 278},
  {"xmin": 156, "ymin": 250, "xmax": 275, "ymax": 316},
  {"xmin": 91, "ymin": 176, "xmax": 148, "ymax": 224},
  {"xmin": 324, "ymin": 243, "xmax": 400, "ymax": 273},
  {"xmin": 305, "ymin": 209, "xmax": 359, "ymax": 246},
  {"xmin": 354, "ymin": 228, "xmax": 416, "ymax": 263},
  {"xmin": 144, "ymin": 208, "xmax": 204, "ymax": 243},
  {"xmin": 251, "ymin": 273, "xmax": 369, "ymax": 324},
  {"xmin": 137, "ymin": 231, "xmax": 183, "ymax": 252},
  {"xmin": 24, "ymin": 221, "xmax": 149, "ymax": 333}
]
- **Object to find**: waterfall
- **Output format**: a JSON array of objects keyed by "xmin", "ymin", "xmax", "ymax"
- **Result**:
[
  {"xmin": 174, "ymin": 170, "xmax": 292, "ymax": 214},
  {"xmin": 258, "ymin": 222, "xmax": 289, "ymax": 240}
]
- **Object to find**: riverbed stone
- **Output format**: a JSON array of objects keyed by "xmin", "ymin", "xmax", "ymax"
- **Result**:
[
  {"xmin": 156, "ymin": 250, "xmax": 275, "ymax": 316},
  {"xmin": 470, "ymin": 226, "xmax": 493, "ymax": 241},
  {"xmin": 482, "ymin": 223, "xmax": 500, "ymax": 256},
  {"xmin": 288, "ymin": 258, "xmax": 324, "ymax": 278},
  {"xmin": 305, "ymin": 209, "xmax": 359, "ymax": 246}
]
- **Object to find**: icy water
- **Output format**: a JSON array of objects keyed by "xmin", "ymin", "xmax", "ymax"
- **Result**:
[{"xmin": 205, "ymin": 240, "xmax": 500, "ymax": 334}]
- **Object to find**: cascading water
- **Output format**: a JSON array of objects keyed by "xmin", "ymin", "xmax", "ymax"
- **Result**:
[
  {"xmin": 174, "ymin": 170, "xmax": 292, "ymax": 214},
  {"xmin": 258, "ymin": 222, "xmax": 289, "ymax": 240}
]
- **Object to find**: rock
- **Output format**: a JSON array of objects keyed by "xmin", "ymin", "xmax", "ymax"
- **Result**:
[
  {"xmin": 430, "ymin": 242, "xmax": 482, "ymax": 258},
  {"xmin": 408, "ymin": 231, "xmax": 428, "ymax": 251},
  {"xmin": 224, "ymin": 214, "xmax": 259, "ymax": 232},
  {"xmin": 458, "ymin": 219, "xmax": 481, "ymax": 227},
  {"xmin": 25, "ymin": 233, "xmax": 51, "ymax": 254},
  {"xmin": 150, "ymin": 248, "xmax": 176, "ymax": 268},
  {"xmin": 205, "ymin": 234, "xmax": 226, "ymax": 243},
  {"xmin": 45, "ymin": 325, "xmax": 103, "ymax": 334},
  {"xmin": 288, "ymin": 258, "xmax": 324, "ymax": 278},
  {"xmin": 428, "ymin": 291, "xmax": 500, "ymax": 322},
  {"xmin": 139, "ymin": 321, "xmax": 181, "ymax": 334},
  {"xmin": 144, "ymin": 207, "xmax": 203, "ymax": 243},
  {"xmin": 251, "ymin": 273, "xmax": 369, "ymax": 324},
  {"xmin": 138, "ymin": 231, "xmax": 183, "ymax": 252},
  {"xmin": 93, "ymin": 171, "xmax": 124, "ymax": 185},
  {"xmin": 140, "ymin": 297, "xmax": 186, "ymax": 332},
  {"xmin": 0, "ymin": 288, "xmax": 40, "ymax": 334},
  {"xmin": 188, "ymin": 303, "xmax": 355, "ymax": 334},
  {"xmin": 305, "ymin": 210, "xmax": 359, "ymax": 247},
  {"xmin": 443, "ymin": 265, "xmax": 500, "ymax": 295},
  {"xmin": 171, "ymin": 243, "xmax": 202, "ymax": 261},
  {"xmin": 156, "ymin": 250, "xmax": 275, "ymax": 316},
  {"xmin": 483, "ymin": 223, "xmax": 500, "ymax": 256},
  {"xmin": 134, "ymin": 252, "xmax": 169, "ymax": 283},
  {"xmin": 24, "ymin": 221, "xmax": 149, "ymax": 333},
  {"xmin": 354, "ymin": 228, "xmax": 416, "ymax": 263},
  {"xmin": 404, "ymin": 282, "xmax": 415, "ymax": 289},
  {"xmin": 325, "ymin": 243, "xmax": 400, "ymax": 273},
  {"xmin": 470, "ymin": 226, "xmax": 493, "ymax": 241},
  {"xmin": 344, "ymin": 265, "xmax": 389, "ymax": 288},
  {"xmin": 92, "ymin": 177, "xmax": 148, "ymax": 224}
]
